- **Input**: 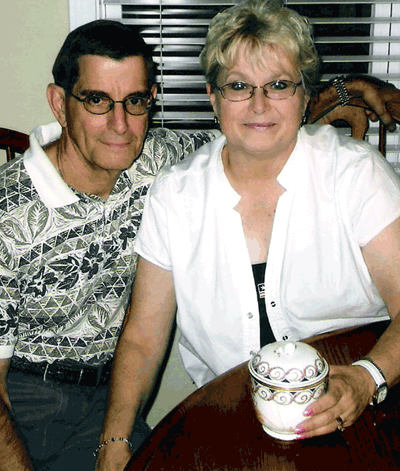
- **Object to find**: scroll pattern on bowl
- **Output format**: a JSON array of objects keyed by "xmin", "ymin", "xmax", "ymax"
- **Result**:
[
  {"xmin": 251, "ymin": 355, "xmax": 326, "ymax": 383},
  {"xmin": 251, "ymin": 379, "xmax": 328, "ymax": 405}
]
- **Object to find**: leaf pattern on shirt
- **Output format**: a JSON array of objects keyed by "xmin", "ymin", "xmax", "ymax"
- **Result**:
[
  {"xmin": 0, "ymin": 305, "xmax": 17, "ymax": 336},
  {"xmin": 0, "ymin": 237, "xmax": 12, "ymax": 268},
  {"xmin": 87, "ymin": 304, "xmax": 110, "ymax": 330},
  {"xmin": 1, "ymin": 219, "xmax": 27, "ymax": 245},
  {"xmin": 49, "ymin": 256, "xmax": 80, "ymax": 290},
  {"xmin": 27, "ymin": 201, "xmax": 49, "ymax": 240},
  {"xmin": 56, "ymin": 203, "xmax": 89, "ymax": 220}
]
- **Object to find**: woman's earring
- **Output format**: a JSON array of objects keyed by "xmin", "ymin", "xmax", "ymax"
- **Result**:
[
  {"xmin": 214, "ymin": 115, "xmax": 220, "ymax": 128},
  {"xmin": 301, "ymin": 106, "xmax": 310, "ymax": 127}
]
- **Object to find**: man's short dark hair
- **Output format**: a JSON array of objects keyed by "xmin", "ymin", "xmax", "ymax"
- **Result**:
[{"xmin": 52, "ymin": 20, "xmax": 155, "ymax": 93}]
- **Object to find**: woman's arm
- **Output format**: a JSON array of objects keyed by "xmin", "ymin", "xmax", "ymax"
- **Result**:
[
  {"xmin": 357, "ymin": 215, "xmax": 400, "ymax": 387},
  {"xmin": 95, "ymin": 256, "xmax": 177, "ymax": 471},
  {"xmin": 295, "ymin": 216, "xmax": 400, "ymax": 438}
]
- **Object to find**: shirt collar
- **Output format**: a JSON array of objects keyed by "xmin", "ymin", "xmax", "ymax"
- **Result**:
[
  {"xmin": 214, "ymin": 136, "xmax": 241, "ymax": 208},
  {"xmin": 215, "ymin": 130, "xmax": 308, "ymax": 207},
  {"xmin": 23, "ymin": 122, "xmax": 80, "ymax": 208},
  {"xmin": 277, "ymin": 127, "xmax": 308, "ymax": 190}
]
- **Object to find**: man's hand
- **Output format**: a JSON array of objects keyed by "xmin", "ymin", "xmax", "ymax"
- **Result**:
[
  {"xmin": 294, "ymin": 364, "xmax": 375, "ymax": 438},
  {"xmin": 309, "ymin": 74, "xmax": 400, "ymax": 132},
  {"xmin": 350, "ymin": 75, "xmax": 400, "ymax": 131}
]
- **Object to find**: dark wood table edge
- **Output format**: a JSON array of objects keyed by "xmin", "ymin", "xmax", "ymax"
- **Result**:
[{"xmin": 127, "ymin": 319, "xmax": 392, "ymax": 470}]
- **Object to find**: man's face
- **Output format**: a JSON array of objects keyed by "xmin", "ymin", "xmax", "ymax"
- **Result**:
[{"xmin": 62, "ymin": 54, "xmax": 156, "ymax": 173}]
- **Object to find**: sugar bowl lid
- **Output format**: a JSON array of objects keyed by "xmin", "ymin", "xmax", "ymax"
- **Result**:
[{"xmin": 249, "ymin": 341, "xmax": 329, "ymax": 388}]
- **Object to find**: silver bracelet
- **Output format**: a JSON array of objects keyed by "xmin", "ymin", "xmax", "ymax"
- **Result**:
[
  {"xmin": 93, "ymin": 436, "xmax": 132, "ymax": 458},
  {"xmin": 332, "ymin": 76, "xmax": 351, "ymax": 106}
]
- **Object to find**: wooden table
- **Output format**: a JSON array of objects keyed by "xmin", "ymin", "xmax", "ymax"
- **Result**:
[{"xmin": 127, "ymin": 320, "xmax": 400, "ymax": 470}]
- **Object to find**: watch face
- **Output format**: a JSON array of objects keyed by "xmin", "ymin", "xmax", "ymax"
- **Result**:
[{"xmin": 375, "ymin": 384, "xmax": 388, "ymax": 404}]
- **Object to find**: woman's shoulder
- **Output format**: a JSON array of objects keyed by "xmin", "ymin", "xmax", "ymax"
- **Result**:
[
  {"xmin": 299, "ymin": 125, "xmax": 400, "ymax": 196},
  {"xmin": 300, "ymin": 124, "xmax": 374, "ymax": 156},
  {"xmin": 300, "ymin": 124, "xmax": 395, "ymax": 175}
]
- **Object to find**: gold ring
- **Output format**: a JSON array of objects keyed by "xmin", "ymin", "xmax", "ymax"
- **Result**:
[{"xmin": 336, "ymin": 416, "xmax": 345, "ymax": 432}]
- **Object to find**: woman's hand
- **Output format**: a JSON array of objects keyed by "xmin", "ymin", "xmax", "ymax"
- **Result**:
[
  {"xmin": 94, "ymin": 443, "xmax": 133, "ymax": 471},
  {"xmin": 294, "ymin": 364, "xmax": 376, "ymax": 438}
]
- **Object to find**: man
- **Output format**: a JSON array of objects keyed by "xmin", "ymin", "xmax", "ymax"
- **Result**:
[
  {"xmin": 0, "ymin": 20, "xmax": 218, "ymax": 471},
  {"xmin": 0, "ymin": 17, "xmax": 398, "ymax": 471}
]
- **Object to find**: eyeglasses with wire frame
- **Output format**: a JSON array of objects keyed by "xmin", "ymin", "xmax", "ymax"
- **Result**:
[
  {"xmin": 216, "ymin": 80, "xmax": 303, "ymax": 102},
  {"xmin": 67, "ymin": 91, "xmax": 154, "ymax": 116}
]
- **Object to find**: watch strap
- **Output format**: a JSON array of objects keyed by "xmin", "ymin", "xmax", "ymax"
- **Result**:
[
  {"xmin": 352, "ymin": 357, "xmax": 387, "ymax": 405},
  {"xmin": 332, "ymin": 76, "xmax": 351, "ymax": 106}
]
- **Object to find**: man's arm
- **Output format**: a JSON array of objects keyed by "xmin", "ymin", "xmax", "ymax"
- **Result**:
[
  {"xmin": 95, "ymin": 256, "xmax": 177, "ymax": 471},
  {"xmin": 0, "ymin": 358, "xmax": 34, "ymax": 471},
  {"xmin": 296, "ymin": 216, "xmax": 400, "ymax": 438},
  {"xmin": 309, "ymin": 74, "xmax": 400, "ymax": 131}
]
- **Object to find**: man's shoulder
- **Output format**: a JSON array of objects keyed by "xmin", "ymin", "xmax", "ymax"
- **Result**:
[
  {"xmin": 127, "ymin": 127, "xmax": 220, "ymax": 186},
  {"xmin": 144, "ymin": 127, "xmax": 220, "ymax": 164},
  {"xmin": 0, "ymin": 158, "xmax": 39, "ymax": 251},
  {"xmin": 146, "ymin": 127, "xmax": 220, "ymax": 142},
  {"xmin": 0, "ymin": 156, "xmax": 30, "ymax": 192}
]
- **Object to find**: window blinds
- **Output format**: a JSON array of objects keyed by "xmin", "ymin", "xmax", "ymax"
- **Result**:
[{"xmin": 75, "ymin": 0, "xmax": 400, "ymax": 161}]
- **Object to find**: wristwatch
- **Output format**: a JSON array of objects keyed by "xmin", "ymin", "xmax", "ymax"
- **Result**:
[
  {"xmin": 332, "ymin": 76, "xmax": 351, "ymax": 106},
  {"xmin": 352, "ymin": 357, "xmax": 388, "ymax": 405}
]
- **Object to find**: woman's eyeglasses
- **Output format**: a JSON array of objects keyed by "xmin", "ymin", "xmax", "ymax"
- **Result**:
[{"xmin": 216, "ymin": 80, "xmax": 302, "ymax": 102}]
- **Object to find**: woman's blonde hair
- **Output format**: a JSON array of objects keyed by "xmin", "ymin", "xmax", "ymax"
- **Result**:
[{"xmin": 200, "ymin": 0, "xmax": 320, "ymax": 96}]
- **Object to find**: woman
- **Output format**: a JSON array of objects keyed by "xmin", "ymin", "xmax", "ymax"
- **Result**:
[{"xmin": 98, "ymin": 1, "xmax": 400, "ymax": 467}]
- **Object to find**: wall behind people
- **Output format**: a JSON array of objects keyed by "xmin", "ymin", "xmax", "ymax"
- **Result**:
[{"xmin": 0, "ymin": 0, "xmax": 69, "ymax": 163}]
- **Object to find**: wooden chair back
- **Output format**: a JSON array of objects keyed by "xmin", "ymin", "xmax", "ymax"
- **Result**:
[{"xmin": 0, "ymin": 127, "xmax": 30, "ymax": 162}]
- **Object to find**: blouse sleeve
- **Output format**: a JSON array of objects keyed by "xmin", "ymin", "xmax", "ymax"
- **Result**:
[
  {"xmin": 343, "ymin": 143, "xmax": 400, "ymax": 247},
  {"xmin": 134, "ymin": 168, "xmax": 173, "ymax": 271}
]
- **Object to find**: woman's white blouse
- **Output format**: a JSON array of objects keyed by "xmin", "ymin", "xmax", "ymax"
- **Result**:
[{"xmin": 135, "ymin": 125, "xmax": 400, "ymax": 388}]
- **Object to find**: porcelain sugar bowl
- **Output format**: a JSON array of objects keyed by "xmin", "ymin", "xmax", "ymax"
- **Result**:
[{"xmin": 248, "ymin": 341, "xmax": 329, "ymax": 441}]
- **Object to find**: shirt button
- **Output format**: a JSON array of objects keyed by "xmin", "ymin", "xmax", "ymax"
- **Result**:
[
  {"xmin": 271, "ymin": 301, "xmax": 276, "ymax": 307},
  {"xmin": 282, "ymin": 336, "xmax": 288, "ymax": 341},
  {"xmin": 247, "ymin": 312, "xmax": 253, "ymax": 319}
]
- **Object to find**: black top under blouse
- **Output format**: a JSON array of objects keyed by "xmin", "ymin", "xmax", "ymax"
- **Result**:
[{"xmin": 251, "ymin": 262, "xmax": 276, "ymax": 346}]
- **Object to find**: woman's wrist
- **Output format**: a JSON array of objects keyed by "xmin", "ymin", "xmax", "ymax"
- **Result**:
[{"xmin": 94, "ymin": 436, "xmax": 132, "ymax": 458}]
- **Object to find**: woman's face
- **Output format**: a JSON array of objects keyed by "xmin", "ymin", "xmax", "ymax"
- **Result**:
[{"xmin": 207, "ymin": 44, "xmax": 309, "ymax": 162}]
